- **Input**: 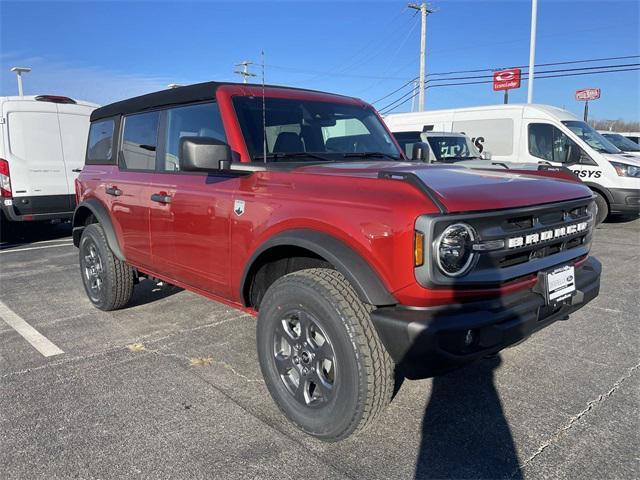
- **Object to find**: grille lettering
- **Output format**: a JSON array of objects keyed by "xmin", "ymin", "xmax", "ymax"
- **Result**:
[{"xmin": 507, "ymin": 222, "xmax": 588, "ymax": 249}]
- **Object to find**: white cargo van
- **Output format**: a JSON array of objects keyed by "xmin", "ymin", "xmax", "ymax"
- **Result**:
[
  {"xmin": 385, "ymin": 104, "xmax": 640, "ymax": 224},
  {"xmin": 0, "ymin": 95, "xmax": 98, "ymax": 223}
]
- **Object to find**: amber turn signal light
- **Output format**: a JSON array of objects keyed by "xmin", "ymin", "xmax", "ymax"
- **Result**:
[{"xmin": 414, "ymin": 231, "xmax": 425, "ymax": 267}]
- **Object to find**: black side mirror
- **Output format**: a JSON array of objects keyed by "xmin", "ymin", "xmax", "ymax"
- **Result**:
[
  {"xmin": 411, "ymin": 142, "xmax": 431, "ymax": 163},
  {"xmin": 180, "ymin": 137, "xmax": 232, "ymax": 171}
]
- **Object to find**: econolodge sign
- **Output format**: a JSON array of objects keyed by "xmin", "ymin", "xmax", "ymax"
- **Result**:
[
  {"xmin": 575, "ymin": 88, "xmax": 601, "ymax": 101},
  {"xmin": 493, "ymin": 68, "xmax": 521, "ymax": 91}
]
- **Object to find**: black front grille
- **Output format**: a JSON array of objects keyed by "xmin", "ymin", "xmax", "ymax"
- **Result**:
[{"xmin": 415, "ymin": 197, "xmax": 595, "ymax": 287}]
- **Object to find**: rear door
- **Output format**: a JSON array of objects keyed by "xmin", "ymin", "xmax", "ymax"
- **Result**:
[
  {"xmin": 149, "ymin": 102, "xmax": 234, "ymax": 296},
  {"xmin": 3, "ymin": 100, "xmax": 68, "ymax": 212},
  {"xmin": 108, "ymin": 111, "xmax": 160, "ymax": 269}
]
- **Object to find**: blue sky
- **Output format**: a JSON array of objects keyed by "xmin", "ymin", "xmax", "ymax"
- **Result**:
[{"xmin": 1, "ymin": 0, "xmax": 638, "ymax": 121}]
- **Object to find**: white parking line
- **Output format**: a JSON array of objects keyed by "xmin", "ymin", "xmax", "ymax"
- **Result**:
[
  {"xmin": 0, "ymin": 301, "xmax": 64, "ymax": 357},
  {"xmin": 0, "ymin": 243, "xmax": 74, "ymax": 254}
]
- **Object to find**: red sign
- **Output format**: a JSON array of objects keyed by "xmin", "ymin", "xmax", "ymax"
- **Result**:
[
  {"xmin": 575, "ymin": 88, "xmax": 600, "ymax": 101},
  {"xmin": 493, "ymin": 68, "xmax": 521, "ymax": 91}
]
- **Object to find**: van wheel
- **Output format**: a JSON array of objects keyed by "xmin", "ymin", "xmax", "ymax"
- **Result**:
[
  {"xmin": 593, "ymin": 191, "xmax": 608, "ymax": 226},
  {"xmin": 256, "ymin": 268, "xmax": 394, "ymax": 441},
  {"xmin": 79, "ymin": 223, "xmax": 134, "ymax": 311}
]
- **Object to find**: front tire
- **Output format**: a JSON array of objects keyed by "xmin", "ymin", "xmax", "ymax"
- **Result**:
[
  {"xmin": 256, "ymin": 268, "xmax": 394, "ymax": 441},
  {"xmin": 593, "ymin": 191, "xmax": 608, "ymax": 226},
  {"xmin": 79, "ymin": 223, "xmax": 134, "ymax": 311}
]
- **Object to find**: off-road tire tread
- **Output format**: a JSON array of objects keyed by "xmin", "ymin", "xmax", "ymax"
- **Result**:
[
  {"xmin": 264, "ymin": 268, "xmax": 394, "ymax": 441},
  {"xmin": 82, "ymin": 223, "xmax": 134, "ymax": 311}
]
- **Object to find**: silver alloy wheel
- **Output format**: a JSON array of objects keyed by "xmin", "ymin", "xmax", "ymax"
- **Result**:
[
  {"xmin": 82, "ymin": 239, "xmax": 104, "ymax": 299},
  {"xmin": 273, "ymin": 310, "xmax": 336, "ymax": 407}
]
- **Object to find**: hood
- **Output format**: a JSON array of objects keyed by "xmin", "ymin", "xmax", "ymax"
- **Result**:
[
  {"xmin": 602, "ymin": 152, "xmax": 640, "ymax": 164},
  {"xmin": 297, "ymin": 162, "xmax": 593, "ymax": 213}
]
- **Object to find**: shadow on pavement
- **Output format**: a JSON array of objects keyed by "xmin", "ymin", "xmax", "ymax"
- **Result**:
[
  {"xmin": 414, "ymin": 355, "xmax": 522, "ymax": 480},
  {"xmin": 604, "ymin": 214, "xmax": 640, "ymax": 224},
  {"xmin": 127, "ymin": 280, "xmax": 183, "ymax": 308},
  {"xmin": 0, "ymin": 220, "xmax": 72, "ymax": 247}
]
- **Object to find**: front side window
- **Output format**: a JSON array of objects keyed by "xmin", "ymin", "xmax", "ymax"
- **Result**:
[
  {"xmin": 163, "ymin": 102, "xmax": 227, "ymax": 172},
  {"xmin": 528, "ymin": 123, "xmax": 582, "ymax": 164},
  {"xmin": 87, "ymin": 119, "xmax": 115, "ymax": 164},
  {"xmin": 393, "ymin": 131, "xmax": 422, "ymax": 158},
  {"xmin": 120, "ymin": 111, "xmax": 159, "ymax": 170},
  {"xmin": 562, "ymin": 120, "xmax": 621, "ymax": 154},
  {"xmin": 233, "ymin": 96, "xmax": 401, "ymax": 162}
]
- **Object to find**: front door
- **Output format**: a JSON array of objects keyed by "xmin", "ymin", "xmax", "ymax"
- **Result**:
[{"xmin": 148, "ymin": 102, "xmax": 234, "ymax": 296}]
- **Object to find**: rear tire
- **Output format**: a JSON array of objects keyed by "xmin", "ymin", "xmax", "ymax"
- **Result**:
[
  {"xmin": 256, "ymin": 268, "xmax": 394, "ymax": 441},
  {"xmin": 79, "ymin": 223, "xmax": 134, "ymax": 311},
  {"xmin": 593, "ymin": 191, "xmax": 608, "ymax": 226}
]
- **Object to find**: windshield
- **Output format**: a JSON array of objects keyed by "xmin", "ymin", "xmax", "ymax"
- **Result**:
[
  {"xmin": 562, "ymin": 120, "xmax": 621, "ymax": 154},
  {"xmin": 424, "ymin": 135, "xmax": 481, "ymax": 162},
  {"xmin": 233, "ymin": 97, "xmax": 402, "ymax": 162},
  {"xmin": 601, "ymin": 133, "xmax": 640, "ymax": 152}
]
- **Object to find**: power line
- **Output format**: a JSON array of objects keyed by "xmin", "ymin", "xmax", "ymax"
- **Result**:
[
  {"xmin": 378, "ymin": 66, "xmax": 640, "ymax": 115},
  {"xmin": 373, "ymin": 55, "xmax": 639, "ymax": 106},
  {"xmin": 424, "ymin": 62, "xmax": 640, "ymax": 85},
  {"xmin": 427, "ymin": 54, "xmax": 640, "ymax": 77},
  {"xmin": 371, "ymin": 77, "xmax": 418, "ymax": 104}
]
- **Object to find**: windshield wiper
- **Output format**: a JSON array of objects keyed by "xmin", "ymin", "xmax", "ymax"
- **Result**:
[
  {"xmin": 342, "ymin": 152, "xmax": 400, "ymax": 160},
  {"xmin": 254, "ymin": 152, "xmax": 334, "ymax": 162}
]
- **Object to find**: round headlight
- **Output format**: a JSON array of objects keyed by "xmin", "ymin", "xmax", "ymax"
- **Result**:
[{"xmin": 436, "ymin": 223, "xmax": 476, "ymax": 277}]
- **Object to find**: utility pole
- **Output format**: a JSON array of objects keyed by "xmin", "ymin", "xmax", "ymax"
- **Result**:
[
  {"xmin": 10, "ymin": 67, "xmax": 31, "ymax": 97},
  {"xmin": 234, "ymin": 61, "xmax": 257, "ymax": 84},
  {"xmin": 410, "ymin": 80, "xmax": 418, "ymax": 112},
  {"xmin": 527, "ymin": 0, "xmax": 538, "ymax": 103},
  {"xmin": 408, "ymin": 3, "xmax": 433, "ymax": 111}
]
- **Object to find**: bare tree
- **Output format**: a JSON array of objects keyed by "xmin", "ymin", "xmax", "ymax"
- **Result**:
[{"xmin": 589, "ymin": 119, "xmax": 640, "ymax": 132}]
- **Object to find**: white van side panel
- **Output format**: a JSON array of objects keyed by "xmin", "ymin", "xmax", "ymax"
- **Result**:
[{"xmin": 5, "ymin": 102, "xmax": 67, "ymax": 198}]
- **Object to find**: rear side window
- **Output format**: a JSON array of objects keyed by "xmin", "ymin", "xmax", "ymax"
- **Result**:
[
  {"xmin": 86, "ymin": 119, "xmax": 114, "ymax": 164},
  {"xmin": 163, "ymin": 103, "xmax": 226, "ymax": 172},
  {"xmin": 120, "ymin": 111, "xmax": 160, "ymax": 170}
]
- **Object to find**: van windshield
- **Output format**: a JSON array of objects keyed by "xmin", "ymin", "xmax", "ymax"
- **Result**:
[
  {"xmin": 562, "ymin": 120, "xmax": 621, "ymax": 154},
  {"xmin": 601, "ymin": 133, "xmax": 640, "ymax": 152},
  {"xmin": 233, "ymin": 97, "xmax": 402, "ymax": 162}
]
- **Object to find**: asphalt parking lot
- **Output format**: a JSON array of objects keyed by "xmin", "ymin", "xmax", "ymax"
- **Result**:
[{"xmin": 1, "ymin": 217, "xmax": 638, "ymax": 480}]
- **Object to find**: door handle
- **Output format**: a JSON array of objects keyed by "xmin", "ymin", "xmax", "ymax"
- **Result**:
[
  {"xmin": 105, "ymin": 186, "xmax": 122, "ymax": 196},
  {"xmin": 72, "ymin": 168, "xmax": 82, "ymax": 173},
  {"xmin": 150, "ymin": 193, "xmax": 172, "ymax": 204}
]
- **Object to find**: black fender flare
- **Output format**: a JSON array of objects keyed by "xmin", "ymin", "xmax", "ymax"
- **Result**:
[
  {"xmin": 72, "ymin": 199, "xmax": 125, "ymax": 261},
  {"xmin": 240, "ymin": 229, "xmax": 397, "ymax": 307}
]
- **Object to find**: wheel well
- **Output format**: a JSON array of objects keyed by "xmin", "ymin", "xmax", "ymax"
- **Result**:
[
  {"xmin": 244, "ymin": 246, "xmax": 333, "ymax": 309},
  {"xmin": 72, "ymin": 206, "xmax": 97, "ymax": 247},
  {"xmin": 588, "ymin": 186, "xmax": 610, "ymax": 211},
  {"xmin": 73, "ymin": 206, "xmax": 97, "ymax": 228}
]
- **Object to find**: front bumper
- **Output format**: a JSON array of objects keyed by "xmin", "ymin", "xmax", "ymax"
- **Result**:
[
  {"xmin": 609, "ymin": 187, "xmax": 640, "ymax": 214},
  {"xmin": 371, "ymin": 257, "xmax": 601, "ymax": 379}
]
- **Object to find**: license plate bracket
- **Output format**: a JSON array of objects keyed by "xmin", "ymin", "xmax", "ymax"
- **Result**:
[{"xmin": 539, "ymin": 264, "xmax": 576, "ymax": 306}]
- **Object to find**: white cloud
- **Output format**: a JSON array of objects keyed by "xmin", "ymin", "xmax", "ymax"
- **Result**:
[{"xmin": 0, "ymin": 53, "xmax": 214, "ymax": 105}]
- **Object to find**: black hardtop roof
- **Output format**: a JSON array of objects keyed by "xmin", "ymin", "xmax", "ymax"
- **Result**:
[{"xmin": 90, "ymin": 81, "xmax": 355, "ymax": 121}]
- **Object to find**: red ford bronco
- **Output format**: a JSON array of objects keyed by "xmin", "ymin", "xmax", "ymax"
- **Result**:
[{"xmin": 73, "ymin": 82, "xmax": 601, "ymax": 441}]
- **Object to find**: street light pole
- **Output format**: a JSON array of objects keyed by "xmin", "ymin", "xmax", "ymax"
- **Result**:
[
  {"xmin": 527, "ymin": 0, "xmax": 538, "ymax": 103},
  {"xmin": 10, "ymin": 67, "xmax": 31, "ymax": 97}
]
